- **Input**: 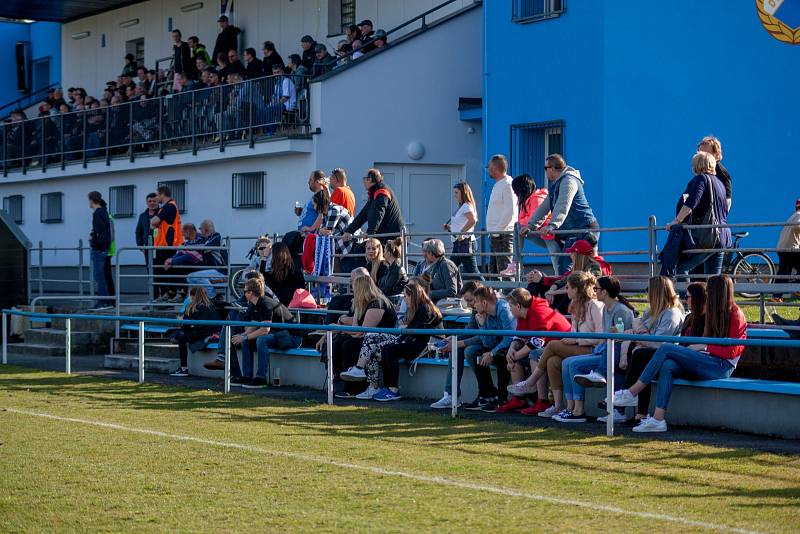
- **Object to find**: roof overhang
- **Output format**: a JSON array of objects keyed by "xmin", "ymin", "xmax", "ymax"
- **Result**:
[{"xmin": 0, "ymin": 1, "xmax": 147, "ymax": 23}]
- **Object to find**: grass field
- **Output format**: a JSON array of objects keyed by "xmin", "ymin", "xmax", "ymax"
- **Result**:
[{"xmin": 1, "ymin": 366, "xmax": 799, "ymax": 533}]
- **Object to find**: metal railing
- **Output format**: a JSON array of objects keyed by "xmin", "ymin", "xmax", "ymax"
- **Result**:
[
  {"xmin": 1, "ymin": 74, "xmax": 311, "ymax": 176},
  {"xmin": 0, "ymin": 82, "xmax": 61, "ymax": 119},
  {"xmin": 3, "ymin": 307, "xmax": 799, "ymax": 437}
]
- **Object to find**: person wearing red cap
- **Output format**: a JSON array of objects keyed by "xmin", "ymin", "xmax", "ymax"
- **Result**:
[{"xmin": 772, "ymin": 198, "xmax": 800, "ymax": 302}]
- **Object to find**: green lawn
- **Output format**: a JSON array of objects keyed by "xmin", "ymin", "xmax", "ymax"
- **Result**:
[{"xmin": 1, "ymin": 366, "xmax": 798, "ymax": 533}]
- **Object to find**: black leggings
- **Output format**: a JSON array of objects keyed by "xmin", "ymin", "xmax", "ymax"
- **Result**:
[
  {"xmin": 380, "ymin": 339, "xmax": 428, "ymax": 389},
  {"xmin": 625, "ymin": 345, "xmax": 658, "ymax": 416},
  {"xmin": 173, "ymin": 328, "xmax": 211, "ymax": 367}
]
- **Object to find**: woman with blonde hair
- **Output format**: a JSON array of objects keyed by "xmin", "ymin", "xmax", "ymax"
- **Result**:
[
  {"xmin": 507, "ymin": 271, "xmax": 604, "ymax": 418},
  {"xmin": 446, "ymin": 182, "xmax": 481, "ymax": 278},
  {"xmin": 169, "ymin": 286, "xmax": 219, "ymax": 377},
  {"xmin": 364, "ymin": 237, "xmax": 388, "ymax": 282},
  {"xmin": 614, "ymin": 274, "xmax": 746, "ymax": 433}
]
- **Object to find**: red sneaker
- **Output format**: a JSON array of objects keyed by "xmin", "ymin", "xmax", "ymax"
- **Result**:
[
  {"xmin": 495, "ymin": 396, "xmax": 528, "ymax": 413},
  {"xmin": 521, "ymin": 399, "xmax": 552, "ymax": 416}
]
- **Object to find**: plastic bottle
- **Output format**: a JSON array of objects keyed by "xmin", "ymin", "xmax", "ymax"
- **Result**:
[{"xmin": 615, "ymin": 317, "xmax": 625, "ymax": 333}]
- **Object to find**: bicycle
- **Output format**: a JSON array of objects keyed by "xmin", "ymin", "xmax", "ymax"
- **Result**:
[{"xmin": 722, "ymin": 232, "xmax": 775, "ymax": 298}]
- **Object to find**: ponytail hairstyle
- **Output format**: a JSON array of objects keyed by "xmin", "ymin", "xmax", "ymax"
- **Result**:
[
  {"xmin": 88, "ymin": 190, "xmax": 107, "ymax": 209},
  {"xmin": 704, "ymin": 274, "xmax": 735, "ymax": 339},
  {"xmin": 384, "ymin": 237, "xmax": 403, "ymax": 266},
  {"xmin": 566, "ymin": 271, "xmax": 596, "ymax": 323},
  {"xmin": 597, "ymin": 276, "xmax": 635, "ymax": 311}
]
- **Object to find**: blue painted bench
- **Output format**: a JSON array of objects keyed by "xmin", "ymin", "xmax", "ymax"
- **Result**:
[
  {"xmin": 746, "ymin": 327, "xmax": 790, "ymax": 339},
  {"xmin": 121, "ymin": 324, "xmax": 170, "ymax": 334},
  {"xmin": 672, "ymin": 377, "xmax": 800, "ymax": 396}
]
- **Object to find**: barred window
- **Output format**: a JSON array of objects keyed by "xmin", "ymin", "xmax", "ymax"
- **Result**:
[
  {"xmin": 40, "ymin": 192, "xmax": 63, "ymax": 224},
  {"xmin": 157, "ymin": 180, "xmax": 187, "ymax": 213},
  {"xmin": 232, "ymin": 172, "xmax": 265, "ymax": 209},
  {"xmin": 512, "ymin": 0, "xmax": 564, "ymax": 23},
  {"xmin": 510, "ymin": 120, "xmax": 564, "ymax": 189},
  {"xmin": 109, "ymin": 185, "xmax": 136, "ymax": 218},
  {"xmin": 2, "ymin": 195, "xmax": 23, "ymax": 224},
  {"xmin": 329, "ymin": 0, "xmax": 356, "ymax": 36}
]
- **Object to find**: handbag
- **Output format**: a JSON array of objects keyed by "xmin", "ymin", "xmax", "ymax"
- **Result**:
[{"xmin": 688, "ymin": 174, "xmax": 720, "ymax": 250}]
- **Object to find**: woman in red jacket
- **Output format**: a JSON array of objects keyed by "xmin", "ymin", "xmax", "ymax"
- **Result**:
[{"xmin": 612, "ymin": 274, "xmax": 746, "ymax": 433}]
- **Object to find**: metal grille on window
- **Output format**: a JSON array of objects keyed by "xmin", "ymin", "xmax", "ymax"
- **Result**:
[
  {"xmin": 341, "ymin": 1, "xmax": 356, "ymax": 34},
  {"xmin": 40, "ymin": 192, "xmax": 63, "ymax": 224},
  {"xmin": 510, "ymin": 120, "xmax": 564, "ymax": 189},
  {"xmin": 157, "ymin": 180, "xmax": 187, "ymax": 213},
  {"xmin": 513, "ymin": 0, "xmax": 564, "ymax": 22},
  {"xmin": 109, "ymin": 185, "xmax": 136, "ymax": 218},
  {"xmin": 232, "ymin": 172, "xmax": 265, "ymax": 209},
  {"xmin": 2, "ymin": 195, "xmax": 23, "ymax": 224}
]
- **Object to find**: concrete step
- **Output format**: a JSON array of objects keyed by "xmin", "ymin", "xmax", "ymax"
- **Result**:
[
  {"xmin": 104, "ymin": 353, "xmax": 178, "ymax": 374},
  {"xmin": 24, "ymin": 328, "xmax": 94, "ymax": 348},
  {"xmin": 7, "ymin": 343, "xmax": 67, "ymax": 357},
  {"xmin": 51, "ymin": 315, "xmax": 118, "ymax": 333},
  {"xmin": 116, "ymin": 341, "xmax": 180, "ymax": 359}
]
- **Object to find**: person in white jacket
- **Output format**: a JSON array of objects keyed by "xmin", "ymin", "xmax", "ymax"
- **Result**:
[{"xmin": 485, "ymin": 154, "xmax": 518, "ymax": 277}]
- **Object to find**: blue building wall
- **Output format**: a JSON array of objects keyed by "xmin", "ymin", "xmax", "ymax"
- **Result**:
[
  {"xmin": 484, "ymin": 0, "xmax": 800, "ymax": 261},
  {"xmin": 0, "ymin": 21, "xmax": 61, "ymax": 109}
]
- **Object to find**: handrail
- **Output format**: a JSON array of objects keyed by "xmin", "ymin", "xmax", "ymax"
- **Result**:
[{"xmin": 0, "ymin": 82, "xmax": 60, "ymax": 117}]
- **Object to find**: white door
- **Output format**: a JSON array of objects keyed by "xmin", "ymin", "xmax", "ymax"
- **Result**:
[{"xmin": 377, "ymin": 163, "xmax": 463, "ymax": 250}]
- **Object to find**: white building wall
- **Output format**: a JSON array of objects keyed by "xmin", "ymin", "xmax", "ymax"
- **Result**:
[{"xmin": 61, "ymin": 0, "xmax": 477, "ymax": 96}]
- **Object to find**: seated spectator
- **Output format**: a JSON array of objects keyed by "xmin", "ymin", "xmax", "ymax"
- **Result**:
[
  {"xmin": 421, "ymin": 239, "xmax": 461, "ymax": 301},
  {"xmin": 446, "ymin": 182, "xmax": 481, "ymax": 279},
  {"xmin": 300, "ymin": 35, "xmax": 317, "ymax": 71},
  {"xmin": 359, "ymin": 20, "xmax": 376, "ymax": 52},
  {"xmin": 262, "ymin": 41, "xmax": 285, "ymax": 75},
  {"xmin": 287, "ymin": 54, "xmax": 309, "ymax": 86},
  {"xmin": 364, "ymin": 238, "xmax": 389, "ymax": 282},
  {"xmin": 614, "ymin": 274, "xmax": 746, "ymax": 433},
  {"xmin": 346, "ymin": 24, "xmax": 362, "ymax": 43},
  {"xmin": 145, "ymin": 70, "xmax": 158, "ymax": 97},
  {"xmin": 122, "ymin": 53, "xmax": 138, "ymax": 77},
  {"xmin": 351, "ymin": 39, "xmax": 364, "ymax": 59},
  {"xmin": 343, "ymin": 168, "xmax": 404, "ymax": 244},
  {"xmin": 373, "ymin": 29, "xmax": 388, "ymax": 49},
  {"xmin": 215, "ymin": 53, "xmax": 230, "ymax": 81},
  {"xmin": 186, "ymin": 219, "xmax": 228, "ymax": 299},
  {"xmin": 314, "ymin": 188, "xmax": 354, "ymax": 260},
  {"xmin": 229, "ymin": 278, "xmax": 282, "ymax": 388},
  {"xmin": 378, "ymin": 238, "xmax": 408, "ymax": 298},
  {"xmin": 266, "ymin": 62, "xmax": 297, "ymax": 131},
  {"xmin": 169, "ymin": 287, "xmax": 219, "ymax": 377},
  {"xmin": 316, "ymin": 269, "xmax": 397, "ymax": 398},
  {"xmin": 243, "ymin": 48, "xmax": 263, "ymax": 80},
  {"xmin": 225, "ymin": 50, "xmax": 247, "ymax": 79},
  {"xmin": 248, "ymin": 235, "xmax": 273, "ymax": 276},
  {"xmin": 495, "ymin": 287, "xmax": 572, "ymax": 415},
  {"xmin": 311, "ymin": 44, "xmax": 337, "ymax": 77},
  {"xmin": 508, "ymin": 271, "xmax": 604, "ymax": 418},
  {"xmin": 681, "ymin": 282, "xmax": 707, "ymax": 339},
  {"xmin": 771, "ymin": 198, "xmax": 800, "ymax": 302},
  {"xmin": 264, "ymin": 242, "xmax": 306, "ymax": 306},
  {"xmin": 335, "ymin": 40, "xmax": 353, "ymax": 66},
  {"xmin": 599, "ymin": 276, "xmax": 685, "ymax": 425},
  {"xmin": 162, "ymin": 223, "xmax": 205, "ymax": 302}
]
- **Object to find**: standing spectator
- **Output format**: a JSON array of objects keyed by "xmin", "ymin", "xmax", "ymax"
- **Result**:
[
  {"xmin": 262, "ymin": 41, "xmax": 285, "ymax": 75},
  {"xmin": 215, "ymin": 53, "xmax": 230, "ymax": 81},
  {"xmin": 311, "ymin": 44, "xmax": 336, "ymax": 77},
  {"xmin": 359, "ymin": 20, "xmax": 376, "ymax": 52},
  {"xmin": 287, "ymin": 54, "xmax": 309, "ymax": 91},
  {"xmin": 485, "ymin": 154, "xmax": 518, "ymax": 277},
  {"xmin": 522, "ymin": 154, "xmax": 599, "ymax": 275},
  {"xmin": 135, "ymin": 66, "xmax": 148, "ymax": 87},
  {"xmin": 330, "ymin": 168, "xmax": 356, "ymax": 216},
  {"xmin": 314, "ymin": 188, "xmax": 354, "ymax": 261},
  {"xmin": 697, "ymin": 136, "xmax": 732, "ymax": 209},
  {"xmin": 668, "ymin": 151, "xmax": 731, "ymax": 278},
  {"xmin": 212, "ymin": 14, "xmax": 240, "ymax": 64},
  {"xmin": 343, "ymin": 168, "xmax": 404, "ymax": 244},
  {"xmin": 299, "ymin": 35, "xmax": 317, "ymax": 71},
  {"xmin": 614, "ymin": 274, "xmax": 746, "ymax": 433},
  {"xmin": 243, "ymin": 48, "xmax": 263, "ymax": 80},
  {"xmin": 87, "ymin": 191, "xmax": 115, "ymax": 309},
  {"xmin": 225, "ymin": 50, "xmax": 246, "ymax": 79},
  {"xmin": 263, "ymin": 242, "xmax": 306, "ymax": 306},
  {"xmin": 446, "ymin": 182, "xmax": 481, "ymax": 279},
  {"xmin": 135, "ymin": 192, "xmax": 159, "ymax": 262},
  {"xmin": 422, "ymin": 239, "xmax": 461, "ymax": 301},
  {"xmin": 172, "ymin": 30, "xmax": 193, "ymax": 87},
  {"xmin": 122, "ymin": 53, "xmax": 138, "ymax": 77},
  {"xmin": 188, "ymin": 36, "xmax": 211, "ymax": 67},
  {"xmin": 298, "ymin": 170, "xmax": 328, "ymax": 232},
  {"xmin": 510, "ymin": 173, "xmax": 554, "ymax": 274},
  {"xmin": 169, "ymin": 287, "xmax": 219, "ymax": 377},
  {"xmin": 150, "ymin": 185, "xmax": 184, "ymax": 301},
  {"xmin": 772, "ymin": 198, "xmax": 800, "ymax": 301}
]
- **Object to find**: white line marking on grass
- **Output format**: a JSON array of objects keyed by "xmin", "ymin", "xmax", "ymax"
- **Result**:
[{"xmin": 4, "ymin": 407, "xmax": 762, "ymax": 534}]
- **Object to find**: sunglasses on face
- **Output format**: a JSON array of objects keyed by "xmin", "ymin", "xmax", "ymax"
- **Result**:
[{"xmin": 258, "ymin": 246, "xmax": 269, "ymax": 250}]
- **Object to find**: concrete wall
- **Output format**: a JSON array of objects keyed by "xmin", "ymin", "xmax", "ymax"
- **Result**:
[
  {"xmin": 60, "ymin": 0, "xmax": 477, "ymax": 97},
  {"xmin": 484, "ymin": 0, "xmax": 800, "ymax": 258}
]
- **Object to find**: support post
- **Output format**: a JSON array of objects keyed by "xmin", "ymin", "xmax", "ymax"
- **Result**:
[
  {"xmin": 2, "ymin": 311, "xmax": 7, "ymax": 365},
  {"xmin": 78, "ymin": 239, "xmax": 84, "ymax": 297},
  {"xmin": 326, "ymin": 330, "xmax": 334, "ymax": 405},
  {"xmin": 450, "ymin": 335, "xmax": 458, "ymax": 418},
  {"xmin": 648, "ymin": 215, "xmax": 657, "ymax": 277},
  {"xmin": 65, "ymin": 318, "xmax": 72, "ymax": 375},
  {"xmin": 400, "ymin": 227, "xmax": 409, "ymax": 274},
  {"xmin": 138, "ymin": 321, "xmax": 145, "ymax": 384},
  {"xmin": 606, "ymin": 340, "xmax": 615, "ymax": 437},
  {"xmin": 38, "ymin": 241, "xmax": 43, "ymax": 298},
  {"xmin": 224, "ymin": 326, "xmax": 231, "ymax": 393},
  {"xmin": 115, "ymin": 252, "xmax": 121, "ymax": 338}
]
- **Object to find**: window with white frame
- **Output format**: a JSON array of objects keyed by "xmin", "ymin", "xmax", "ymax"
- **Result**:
[
  {"xmin": 510, "ymin": 120, "xmax": 564, "ymax": 188},
  {"xmin": 512, "ymin": 0, "xmax": 564, "ymax": 23},
  {"xmin": 2, "ymin": 195, "xmax": 23, "ymax": 224},
  {"xmin": 232, "ymin": 172, "xmax": 265, "ymax": 209},
  {"xmin": 109, "ymin": 185, "xmax": 136, "ymax": 218},
  {"xmin": 40, "ymin": 192, "xmax": 63, "ymax": 223},
  {"xmin": 157, "ymin": 180, "xmax": 187, "ymax": 213}
]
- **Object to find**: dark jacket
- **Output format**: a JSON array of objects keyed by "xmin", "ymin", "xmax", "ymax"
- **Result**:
[
  {"xmin": 183, "ymin": 302, "xmax": 219, "ymax": 339},
  {"xmin": 301, "ymin": 46, "xmax": 316, "ymax": 71},
  {"xmin": 428, "ymin": 256, "xmax": 461, "ymax": 301},
  {"xmin": 262, "ymin": 53, "xmax": 285, "ymax": 75},
  {"xmin": 264, "ymin": 265, "xmax": 306, "ymax": 307},
  {"xmin": 173, "ymin": 41, "xmax": 192, "ymax": 76},
  {"xmin": 346, "ymin": 182, "xmax": 405, "ymax": 238},
  {"xmin": 245, "ymin": 58, "xmax": 264, "ymax": 79},
  {"xmin": 311, "ymin": 55, "xmax": 336, "ymax": 77},
  {"xmin": 90, "ymin": 206, "xmax": 112, "ymax": 252},
  {"xmin": 378, "ymin": 262, "xmax": 408, "ymax": 296},
  {"xmin": 135, "ymin": 208, "xmax": 156, "ymax": 247},
  {"xmin": 201, "ymin": 232, "xmax": 227, "ymax": 267},
  {"xmin": 212, "ymin": 25, "xmax": 241, "ymax": 62}
]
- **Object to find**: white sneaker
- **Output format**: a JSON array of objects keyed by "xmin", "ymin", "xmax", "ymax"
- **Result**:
[
  {"xmin": 507, "ymin": 380, "xmax": 537, "ymax": 396},
  {"xmin": 537, "ymin": 405, "xmax": 560, "ymax": 418},
  {"xmin": 574, "ymin": 370, "xmax": 607, "ymax": 387},
  {"xmin": 340, "ymin": 366, "xmax": 367, "ymax": 381},
  {"xmin": 597, "ymin": 410, "xmax": 628, "ymax": 424},
  {"xmin": 499, "ymin": 262, "xmax": 518, "ymax": 277},
  {"xmin": 632, "ymin": 416, "xmax": 668, "ymax": 433},
  {"xmin": 611, "ymin": 389, "xmax": 638, "ymax": 407},
  {"xmin": 430, "ymin": 393, "xmax": 460, "ymax": 409},
  {"xmin": 355, "ymin": 385, "xmax": 380, "ymax": 400}
]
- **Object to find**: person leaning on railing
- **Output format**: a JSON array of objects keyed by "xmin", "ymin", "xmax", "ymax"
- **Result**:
[
  {"xmin": 614, "ymin": 274, "xmax": 746, "ymax": 433},
  {"xmin": 342, "ymin": 168, "xmax": 405, "ymax": 246}
]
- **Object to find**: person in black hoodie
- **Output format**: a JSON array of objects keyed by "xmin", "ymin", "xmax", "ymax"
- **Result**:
[
  {"xmin": 243, "ymin": 48, "xmax": 263, "ymax": 80},
  {"xmin": 343, "ymin": 168, "xmax": 404, "ymax": 245},
  {"xmin": 299, "ymin": 35, "xmax": 317, "ymax": 71},
  {"xmin": 263, "ymin": 242, "xmax": 306, "ymax": 306},
  {"xmin": 212, "ymin": 15, "xmax": 241, "ymax": 64},
  {"xmin": 88, "ymin": 191, "xmax": 115, "ymax": 309},
  {"xmin": 262, "ymin": 41, "xmax": 285, "ymax": 75},
  {"xmin": 169, "ymin": 286, "xmax": 219, "ymax": 377}
]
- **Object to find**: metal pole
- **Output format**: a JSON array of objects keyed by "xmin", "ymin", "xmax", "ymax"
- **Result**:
[
  {"xmin": 606, "ymin": 340, "xmax": 615, "ymax": 437},
  {"xmin": 138, "ymin": 321, "xmax": 145, "ymax": 384},
  {"xmin": 81, "ymin": 111, "xmax": 88, "ymax": 168},
  {"xmin": 225, "ymin": 237, "xmax": 232, "ymax": 303},
  {"xmin": 326, "ymin": 330, "xmax": 334, "ymax": 405},
  {"xmin": 38, "ymin": 241, "xmax": 43, "ymax": 298},
  {"xmin": 401, "ymin": 227, "xmax": 409, "ymax": 274},
  {"xmin": 759, "ymin": 293, "xmax": 766, "ymax": 325},
  {"xmin": 647, "ymin": 215, "xmax": 656, "ymax": 277},
  {"xmin": 105, "ymin": 106, "xmax": 111, "ymax": 165},
  {"xmin": 65, "ymin": 318, "xmax": 72, "ymax": 375},
  {"xmin": 513, "ymin": 225, "xmax": 522, "ymax": 282},
  {"xmin": 191, "ymin": 90, "xmax": 198, "ymax": 155},
  {"xmin": 147, "ymin": 238, "xmax": 154, "ymax": 302},
  {"xmin": 60, "ymin": 113, "xmax": 65, "ymax": 171},
  {"xmin": 247, "ymin": 79, "xmax": 254, "ymax": 148},
  {"xmin": 450, "ymin": 334, "xmax": 458, "ymax": 418},
  {"xmin": 115, "ymin": 252, "xmax": 121, "ymax": 338},
  {"xmin": 78, "ymin": 239, "xmax": 84, "ymax": 297},
  {"xmin": 224, "ymin": 326, "xmax": 231, "ymax": 393},
  {"xmin": 2, "ymin": 311, "xmax": 7, "ymax": 365}
]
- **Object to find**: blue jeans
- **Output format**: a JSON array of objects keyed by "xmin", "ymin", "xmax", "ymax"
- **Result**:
[
  {"xmin": 187, "ymin": 269, "xmax": 226, "ymax": 298},
  {"xmin": 676, "ymin": 251, "xmax": 724, "ymax": 280},
  {"xmin": 638, "ymin": 344, "xmax": 735, "ymax": 410},
  {"xmin": 526, "ymin": 234, "xmax": 563, "ymax": 274},
  {"xmin": 237, "ymin": 333, "xmax": 302, "ymax": 380},
  {"xmin": 451, "ymin": 239, "xmax": 482, "ymax": 280},
  {"xmin": 562, "ymin": 354, "xmax": 604, "ymax": 401},
  {"xmin": 91, "ymin": 249, "xmax": 110, "ymax": 298}
]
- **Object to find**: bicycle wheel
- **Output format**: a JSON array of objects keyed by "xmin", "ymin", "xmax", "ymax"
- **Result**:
[
  {"xmin": 732, "ymin": 253, "xmax": 775, "ymax": 298},
  {"xmin": 229, "ymin": 268, "xmax": 248, "ymax": 300}
]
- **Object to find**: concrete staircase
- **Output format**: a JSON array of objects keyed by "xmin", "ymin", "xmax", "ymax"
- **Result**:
[{"xmin": 104, "ymin": 338, "xmax": 181, "ymax": 374}]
